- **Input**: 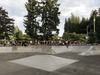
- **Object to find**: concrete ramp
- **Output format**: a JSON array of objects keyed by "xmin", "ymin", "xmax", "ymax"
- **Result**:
[
  {"xmin": 13, "ymin": 46, "xmax": 36, "ymax": 52},
  {"xmin": 80, "ymin": 46, "xmax": 100, "ymax": 55},
  {"xmin": 68, "ymin": 46, "xmax": 91, "ymax": 52},
  {"xmin": 35, "ymin": 45, "xmax": 55, "ymax": 54},
  {"xmin": 17, "ymin": 47, "xmax": 34, "ymax": 52},
  {"xmin": 14, "ymin": 45, "xmax": 100, "ymax": 55},
  {"xmin": 10, "ymin": 55, "xmax": 78, "ymax": 72},
  {"xmin": 79, "ymin": 46, "xmax": 93, "ymax": 55},
  {"xmin": 35, "ymin": 45, "xmax": 69, "ymax": 54},
  {"xmin": 52, "ymin": 46, "xmax": 68, "ymax": 53}
]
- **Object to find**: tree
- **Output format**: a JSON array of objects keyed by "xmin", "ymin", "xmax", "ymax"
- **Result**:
[
  {"xmin": 24, "ymin": 0, "xmax": 40, "ymax": 40},
  {"xmin": 77, "ymin": 17, "xmax": 89, "ymax": 34},
  {"xmin": 88, "ymin": 9, "xmax": 98, "ymax": 32},
  {"xmin": 64, "ymin": 19, "xmax": 68, "ymax": 32},
  {"xmin": 40, "ymin": 0, "xmax": 60, "ymax": 39},
  {"xmin": 98, "ymin": 8, "xmax": 100, "ymax": 17},
  {"xmin": 24, "ymin": 0, "xmax": 60, "ymax": 40},
  {"xmin": 62, "ymin": 32, "xmax": 86, "ymax": 41},
  {"xmin": 87, "ymin": 9, "xmax": 99, "ymax": 43},
  {"xmin": 0, "ymin": 7, "xmax": 15, "ymax": 39},
  {"xmin": 64, "ymin": 13, "xmax": 80, "ymax": 33},
  {"xmin": 95, "ymin": 17, "xmax": 100, "ymax": 43},
  {"xmin": 52, "ymin": 33, "xmax": 60, "ymax": 41},
  {"xmin": 13, "ymin": 25, "xmax": 23, "ymax": 40},
  {"xmin": 88, "ymin": 30, "xmax": 97, "ymax": 44},
  {"xmin": 23, "ymin": 34, "xmax": 32, "ymax": 40}
]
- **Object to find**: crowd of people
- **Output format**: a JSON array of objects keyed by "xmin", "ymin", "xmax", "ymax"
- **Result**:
[
  {"xmin": 33, "ymin": 40, "xmax": 87, "ymax": 46},
  {"xmin": 1, "ymin": 39, "xmax": 88, "ymax": 47}
]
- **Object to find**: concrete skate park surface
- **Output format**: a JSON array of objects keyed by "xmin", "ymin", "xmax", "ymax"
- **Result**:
[
  {"xmin": 0, "ymin": 51, "xmax": 100, "ymax": 75},
  {"xmin": 0, "ymin": 46, "xmax": 100, "ymax": 75}
]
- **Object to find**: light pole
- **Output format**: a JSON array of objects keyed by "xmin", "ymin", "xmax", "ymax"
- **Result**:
[
  {"xmin": 87, "ymin": 26, "xmax": 89, "ymax": 42},
  {"xmin": 94, "ymin": 15, "xmax": 95, "ymax": 33}
]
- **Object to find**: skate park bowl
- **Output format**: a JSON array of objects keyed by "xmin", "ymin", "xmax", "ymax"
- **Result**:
[{"xmin": 0, "ymin": 45, "xmax": 100, "ymax": 55}]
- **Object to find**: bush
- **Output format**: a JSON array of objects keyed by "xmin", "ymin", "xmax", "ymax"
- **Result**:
[
  {"xmin": 52, "ymin": 33, "xmax": 60, "ymax": 41},
  {"xmin": 62, "ymin": 32, "xmax": 86, "ymax": 41},
  {"xmin": 88, "ymin": 30, "xmax": 98, "ymax": 43}
]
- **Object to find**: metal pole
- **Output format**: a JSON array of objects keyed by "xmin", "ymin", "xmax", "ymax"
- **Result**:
[
  {"xmin": 94, "ymin": 15, "xmax": 95, "ymax": 33},
  {"xmin": 87, "ymin": 26, "xmax": 89, "ymax": 41}
]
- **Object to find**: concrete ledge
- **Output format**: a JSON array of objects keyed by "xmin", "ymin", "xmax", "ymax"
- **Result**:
[
  {"xmin": 1, "ymin": 46, "xmax": 100, "ymax": 55},
  {"xmin": 0, "ymin": 47, "xmax": 12, "ymax": 53}
]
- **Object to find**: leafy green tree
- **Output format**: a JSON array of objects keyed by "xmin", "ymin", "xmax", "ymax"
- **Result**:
[
  {"xmin": 8, "ymin": 35, "xmax": 15, "ymax": 40},
  {"xmin": 88, "ymin": 30, "xmax": 97, "ymax": 43},
  {"xmin": 62, "ymin": 32, "xmax": 86, "ymax": 41},
  {"xmin": 13, "ymin": 25, "xmax": 19, "ymax": 39},
  {"xmin": 23, "ymin": 34, "xmax": 32, "ymax": 40},
  {"xmin": 17, "ymin": 30, "xmax": 23, "ymax": 40},
  {"xmin": 52, "ymin": 33, "xmax": 60, "ymax": 41},
  {"xmin": 62, "ymin": 32, "xmax": 69, "ymax": 40},
  {"xmin": 13, "ymin": 25, "xmax": 23, "ymax": 40}
]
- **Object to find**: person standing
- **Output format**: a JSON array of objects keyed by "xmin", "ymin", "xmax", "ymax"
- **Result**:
[
  {"xmin": 66, "ymin": 40, "xmax": 69, "ymax": 48},
  {"xmin": 12, "ymin": 40, "xmax": 16, "ymax": 46},
  {"xmin": 3, "ymin": 40, "xmax": 6, "ymax": 46}
]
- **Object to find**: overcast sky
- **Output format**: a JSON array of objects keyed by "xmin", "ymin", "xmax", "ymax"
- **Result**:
[{"xmin": 0, "ymin": 0, "xmax": 100, "ymax": 36}]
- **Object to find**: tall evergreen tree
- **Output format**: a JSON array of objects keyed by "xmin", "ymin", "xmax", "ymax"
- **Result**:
[
  {"xmin": 78, "ymin": 17, "xmax": 88, "ymax": 34},
  {"xmin": 0, "ymin": 7, "xmax": 15, "ymax": 39},
  {"xmin": 24, "ymin": 0, "xmax": 40, "ymax": 40},
  {"xmin": 99, "ymin": 8, "xmax": 100, "ymax": 17},
  {"xmin": 64, "ymin": 13, "xmax": 80, "ymax": 33},
  {"xmin": 24, "ymin": 0, "xmax": 60, "ymax": 40},
  {"xmin": 40, "ymin": 0, "xmax": 60, "ymax": 39},
  {"xmin": 71, "ymin": 13, "xmax": 80, "ymax": 24},
  {"xmin": 95, "ymin": 16, "xmax": 100, "ymax": 41},
  {"xmin": 64, "ymin": 19, "xmax": 68, "ymax": 32},
  {"xmin": 88, "ymin": 9, "xmax": 98, "ymax": 32}
]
